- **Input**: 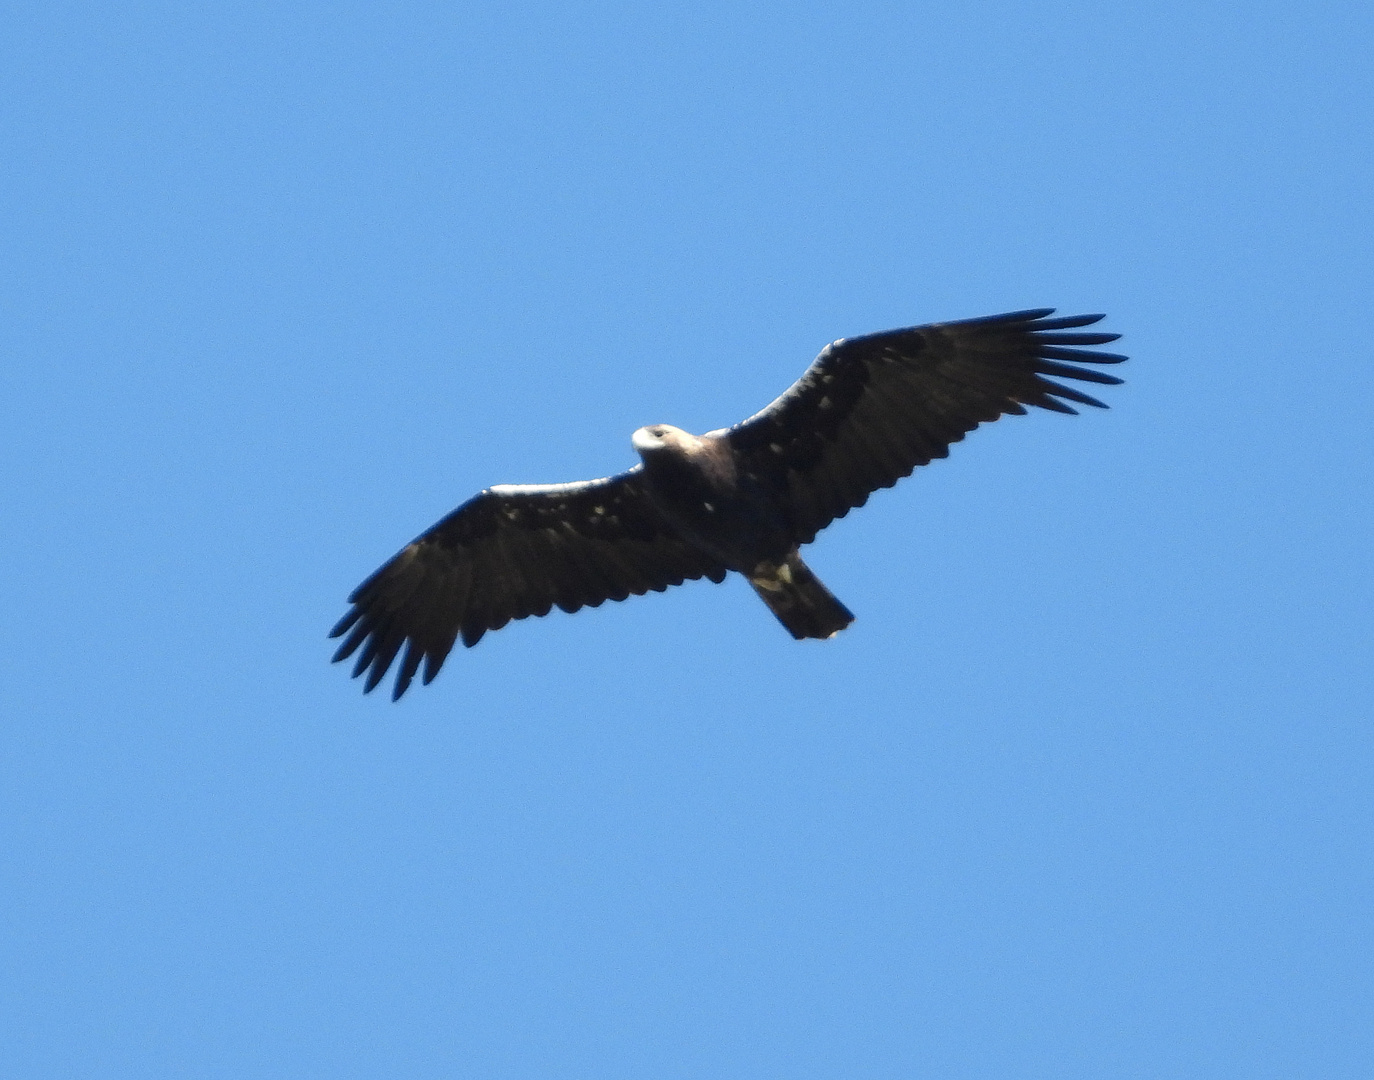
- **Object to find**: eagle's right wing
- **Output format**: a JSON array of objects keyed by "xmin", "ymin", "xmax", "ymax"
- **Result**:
[
  {"xmin": 329, "ymin": 467, "xmax": 727, "ymax": 699},
  {"xmin": 726, "ymin": 309, "xmax": 1126, "ymax": 544}
]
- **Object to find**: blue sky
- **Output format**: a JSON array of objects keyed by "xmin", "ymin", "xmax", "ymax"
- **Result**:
[{"xmin": 3, "ymin": 1, "xmax": 1371, "ymax": 1076}]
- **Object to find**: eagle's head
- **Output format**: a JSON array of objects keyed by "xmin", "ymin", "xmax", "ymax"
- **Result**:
[{"xmin": 631, "ymin": 423, "xmax": 698, "ymax": 457}]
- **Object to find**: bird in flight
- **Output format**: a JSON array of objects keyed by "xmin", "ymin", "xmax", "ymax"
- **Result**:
[{"xmin": 330, "ymin": 308, "xmax": 1125, "ymax": 699}]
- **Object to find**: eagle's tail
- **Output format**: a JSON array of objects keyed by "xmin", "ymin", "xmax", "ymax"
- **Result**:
[{"xmin": 748, "ymin": 551, "xmax": 855, "ymax": 640}]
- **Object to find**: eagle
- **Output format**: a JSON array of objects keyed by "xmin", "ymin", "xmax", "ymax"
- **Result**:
[{"xmin": 330, "ymin": 308, "xmax": 1125, "ymax": 699}]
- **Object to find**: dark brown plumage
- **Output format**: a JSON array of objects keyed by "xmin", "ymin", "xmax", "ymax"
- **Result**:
[{"xmin": 330, "ymin": 308, "xmax": 1125, "ymax": 698}]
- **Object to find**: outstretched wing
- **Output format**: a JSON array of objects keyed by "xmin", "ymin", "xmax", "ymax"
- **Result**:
[
  {"xmin": 329, "ymin": 468, "xmax": 728, "ymax": 699},
  {"xmin": 726, "ymin": 308, "xmax": 1126, "ymax": 544}
]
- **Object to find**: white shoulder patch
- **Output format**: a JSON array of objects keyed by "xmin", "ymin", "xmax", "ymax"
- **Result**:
[{"xmin": 488, "ymin": 477, "xmax": 613, "ymax": 497}]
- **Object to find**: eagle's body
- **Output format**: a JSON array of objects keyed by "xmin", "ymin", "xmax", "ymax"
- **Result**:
[
  {"xmin": 331, "ymin": 308, "xmax": 1126, "ymax": 698},
  {"xmin": 633, "ymin": 425, "xmax": 791, "ymax": 570},
  {"xmin": 631, "ymin": 424, "xmax": 854, "ymax": 639}
]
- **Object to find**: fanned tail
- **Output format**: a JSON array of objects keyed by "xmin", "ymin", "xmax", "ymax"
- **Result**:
[{"xmin": 748, "ymin": 551, "xmax": 855, "ymax": 640}]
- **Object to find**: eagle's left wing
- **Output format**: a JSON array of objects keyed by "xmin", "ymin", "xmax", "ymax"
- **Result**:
[
  {"xmin": 329, "ymin": 468, "xmax": 727, "ymax": 699},
  {"xmin": 726, "ymin": 309, "xmax": 1126, "ymax": 544}
]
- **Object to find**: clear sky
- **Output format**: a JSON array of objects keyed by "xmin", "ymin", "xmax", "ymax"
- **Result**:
[{"xmin": 3, "ymin": 1, "xmax": 1371, "ymax": 1077}]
